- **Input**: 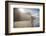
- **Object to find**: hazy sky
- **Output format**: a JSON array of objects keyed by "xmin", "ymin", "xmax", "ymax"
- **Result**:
[{"xmin": 18, "ymin": 8, "xmax": 40, "ymax": 17}]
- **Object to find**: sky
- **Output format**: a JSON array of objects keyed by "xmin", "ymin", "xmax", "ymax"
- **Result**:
[{"xmin": 18, "ymin": 8, "xmax": 40, "ymax": 17}]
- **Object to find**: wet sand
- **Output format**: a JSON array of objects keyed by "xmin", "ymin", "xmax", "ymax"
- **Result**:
[{"xmin": 14, "ymin": 21, "xmax": 33, "ymax": 28}]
